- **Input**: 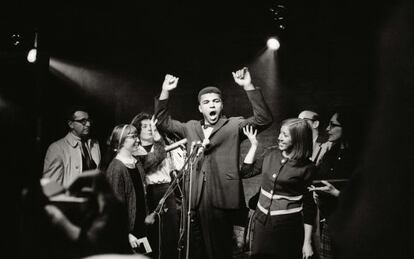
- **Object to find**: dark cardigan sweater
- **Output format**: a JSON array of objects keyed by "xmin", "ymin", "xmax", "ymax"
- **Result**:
[
  {"xmin": 105, "ymin": 158, "xmax": 147, "ymax": 234},
  {"xmin": 241, "ymin": 147, "xmax": 317, "ymax": 225}
]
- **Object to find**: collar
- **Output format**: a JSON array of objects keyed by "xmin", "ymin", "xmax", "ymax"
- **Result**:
[
  {"xmin": 280, "ymin": 151, "xmax": 292, "ymax": 165},
  {"xmin": 202, "ymin": 126, "xmax": 214, "ymax": 140},
  {"xmin": 132, "ymin": 144, "xmax": 153, "ymax": 156},
  {"xmin": 198, "ymin": 118, "xmax": 228, "ymax": 136},
  {"xmin": 202, "ymin": 123, "xmax": 213, "ymax": 129},
  {"xmin": 278, "ymin": 149, "xmax": 306, "ymax": 166},
  {"xmin": 65, "ymin": 132, "xmax": 83, "ymax": 148},
  {"xmin": 115, "ymin": 154, "xmax": 137, "ymax": 169},
  {"xmin": 331, "ymin": 141, "xmax": 346, "ymax": 151}
]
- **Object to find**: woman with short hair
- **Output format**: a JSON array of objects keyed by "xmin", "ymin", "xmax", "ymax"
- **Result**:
[
  {"xmin": 104, "ymin": 121, "xmax": 164, "ymax": 252},
  {"xmin": 130, "ymin": 112, "xmax": 178, "ymax": 259}
]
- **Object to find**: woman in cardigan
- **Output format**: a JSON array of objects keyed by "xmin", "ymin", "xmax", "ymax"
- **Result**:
[
  {"xmin": 308, "ymin": 109, "xmax": 358, "ymax": 259},
  {"xmin": 241, "ymin": 119, "xmax": 316, "ymax": 259},
  {"xmin": 104, "ymin": 121, "xmax": 165, "ymax": 252}
]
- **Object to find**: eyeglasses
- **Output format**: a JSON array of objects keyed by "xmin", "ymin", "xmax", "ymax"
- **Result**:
[
  {"xmin": 303, "ymin": 118, "xmax": 316, "ymax": 122},
  {"xmin": 126, "ymin": 133, "xmax": 138, "ymax": 139},
  {"xmin": 328, "ymin": 121, "xmax": 342, "ymax": 128},
  {"xmin": 72, "ymin": 118, "xmax": 93, "ymax": 125}
]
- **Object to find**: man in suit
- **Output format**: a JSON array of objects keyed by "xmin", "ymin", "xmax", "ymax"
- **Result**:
[
  {"xmin": 299, "ymin": 109, "xmax": 333, "ymax": 258},
  {"xmin": 299, "ymin": 110, "xmax": 331, "ymax": 165},
  {"xmin": 43, "ymin": 106, "xmax": 101, "ymax": 188},
  {"xmin": 154, "ymin": 68, "xmax": 272, "ymax": 259}
]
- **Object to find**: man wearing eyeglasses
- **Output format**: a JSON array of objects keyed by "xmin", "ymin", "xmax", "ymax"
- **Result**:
[{"xmin": 43, "ymin": 106, "xmax": 101, "ymax": 188}]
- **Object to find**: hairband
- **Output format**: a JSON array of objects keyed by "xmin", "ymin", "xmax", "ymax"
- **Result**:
[{"xmin": 117, "ymin": 125, "xmax": 128, "ymax": 152}]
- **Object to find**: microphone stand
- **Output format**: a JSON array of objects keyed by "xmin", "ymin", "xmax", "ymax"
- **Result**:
[
  {"xmin": 147, "ymin": 143, "xmax": 203, "ymax": 259},
  {"xmin": 184, "ymin": 144, "xmax": 204, "ymax": 259}
]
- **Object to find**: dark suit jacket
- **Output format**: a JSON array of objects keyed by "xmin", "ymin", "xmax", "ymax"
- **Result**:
[
  {"xmin": 314, "ymin": 143, "xmax": 355, "ymax": 221},
  {"xmin": 155, "ymin": 89, "xmax": 272, "ymax": 209}
]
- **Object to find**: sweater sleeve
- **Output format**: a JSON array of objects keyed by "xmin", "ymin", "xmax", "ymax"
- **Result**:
[
  {"xmin": 303, "ymin": 164, "xmax": 317, "ymax": 225},
  {"xmin": 154, "ymin": 98, "xmax": 187, "ymax": 138},
  {"xmin": 237, "ymin": 89, "xmax": 273, "ymax": 136},
  {"xmin": 105, "ymin": 161, "xmax": 127, "ymax": 203},
  {"xmin": 141, "ymin": 140, "xmax": 167, "ymax": 172},
  {"xmin": 240, "ymin": 148, "xmax": 269, "ymax": 179},
  {"xmin": 105, "ymin": 161, "xmax": 137, "ymax": 232}
]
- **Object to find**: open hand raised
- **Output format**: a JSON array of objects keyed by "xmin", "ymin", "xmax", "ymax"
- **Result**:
[
  {"xmin": 150, "ymin": 115, "xmax": 161, "ymax": 141},
  {"xmin": 243, "ymin": 125, "xmax": 258, "ymax": 146}
]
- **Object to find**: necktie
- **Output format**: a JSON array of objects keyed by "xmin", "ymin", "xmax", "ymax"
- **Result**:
[
  {"xmin": 81, "ymin": 140, "xmax": 97, "ymax": 171},
  {"xmin": 313, "ymin": 144, "xmax": 322, "ymax": 163},
  {"xmin": 314, "ymin": 142, "xmax": 332, "ymax": 166},
  {"xmin": 202, "ymin": 124, "xmax": 212, "ymax": 130}
]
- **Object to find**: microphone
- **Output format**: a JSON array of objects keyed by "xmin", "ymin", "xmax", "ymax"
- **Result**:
[
  {"xmin": 196, "ymin": 138, "xmax": 210, "ymax": 157},
  {"xmin": 165, "ymin": 138, "xmax": 187, "ymax": 152}
]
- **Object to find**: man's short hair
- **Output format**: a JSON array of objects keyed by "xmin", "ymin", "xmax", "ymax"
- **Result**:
[
  {"xmin": 66, "ymin": 105, "xmax": 89, "ymax": 121},
  {"xmin": 197, "ymin": 86, "xmax": 222, "ymax": 102},
  {"xmin": 298, "ymin": 110, "xmax": 320, "ymax": 122}
]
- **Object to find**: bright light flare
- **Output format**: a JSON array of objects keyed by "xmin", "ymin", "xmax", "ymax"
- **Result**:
[
  {"xmin": 267, "ymin": 38, "xmax": 280, "ymax": 50},
  {"xmin": 27, "ymin": 48, "xmax": 37, "ymax": 63}
]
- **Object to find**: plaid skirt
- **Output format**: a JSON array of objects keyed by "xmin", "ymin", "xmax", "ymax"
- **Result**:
[{"xmin": 320, "ymin": 221, "xmax": 333, "ymax": 259}]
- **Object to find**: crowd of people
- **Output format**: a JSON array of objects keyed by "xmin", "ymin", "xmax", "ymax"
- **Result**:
[{"xmin": 27, "ymin": 67, "xmax": 360, "ymax": 259}]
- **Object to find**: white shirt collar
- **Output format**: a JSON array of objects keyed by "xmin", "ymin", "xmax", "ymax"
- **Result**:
[{"xmin": 115, "ymin": 154, "xmax": 137, "ymax": 169}]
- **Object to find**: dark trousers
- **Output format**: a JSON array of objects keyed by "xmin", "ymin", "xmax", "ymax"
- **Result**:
[
  {"xmin": 188, "ymin": 184, "xmax": 234, "ymax": 259},
  {"xmin": 147, "ymin": 183, "xmax": 179, "ymax": 259}
]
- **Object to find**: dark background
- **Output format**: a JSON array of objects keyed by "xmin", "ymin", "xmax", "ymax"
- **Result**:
[
  {"xmin": 2, "ymin": 0, "xmax": 391, "ymax": 190},
  {"xmin": 2, "ymin": 0, "xmax": 392, "ymax": 162},
  {"xmin": 2, "ymin": 0, "xmax": 413, "ymax": 257}
]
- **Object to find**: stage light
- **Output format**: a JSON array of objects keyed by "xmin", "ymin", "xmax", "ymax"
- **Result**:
[
  {"xmin": 11, "ymin": 33, "xmax": 21, "ymax": 46},
  {"xmin": 267, "ymin": 37, "xmax": 280, "ymax": 50},
  {"xmin": 27, "ymin": 48, "xmax": 37, "ymax": 63},
  {"xmin": 27, "ymin": 32, "xmax": 38, "ymax": 63},
  {"xmin": 268, "ymin": 1, "xmax": 287, "ymax": 31}
]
